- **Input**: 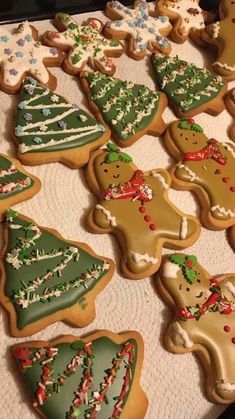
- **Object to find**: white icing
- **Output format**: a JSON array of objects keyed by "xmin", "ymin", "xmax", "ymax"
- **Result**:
[
  {"xmin": 151, "ymin": 171, "xmax": 169, "ymax": 190},
  {"xmin": 179, "ymin": 216, "xmax": 188, "ymax": 239},
  {"xmin": 210, "ymin": 205, "xmax": 235, "ymax": 218},
  {"xmin": 96, "ymin": 204, "xmax": 117, "ymax": 226},
  {"xmin": 163, "ymin": 261, "xmax": 181, "ymax": 278},
  {"xmin": 0, "ymin": 22, "xmax": 59, "ymax": 86},
  {"xmin": 212, "ymin": 21, "xmax": 220, "ymax": 39},
  {"xmin": 0, "ymin": 164, "xmax": 17, "ymax": 177},
  {"xmin": 160, "ymin": 0, "xmax": 205, "ymax": 34},
  {"xmin": 128, "ymin": 250, "xmax": 158, "ymax": 265},
  {"xmin": 213, "ymin": 61, "xmax": 235, "ymax": 72},
  {"xmin": 0, "ymin": 176, "xmax": 31, "ymax": 193},
  {"xmin": 178, "ymin": 164, "xmax": 198, "ymax": 182},
  {"xmin": 225, "ymin": 281, "xmax": 235, "ymax": 299},
  {"xmin": 107, "ymin": 0, "xmax": 171, "ymax": 53},
  {"xmin": 217, "ymin": 382, "xmax": 235, "ymax": 392},
  {"xmin": 171, "ymin": 321, "xmax": 193, "ymax": 349}
]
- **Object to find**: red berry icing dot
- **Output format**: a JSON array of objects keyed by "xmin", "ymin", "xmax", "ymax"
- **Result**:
[
  {"xmin": 232, "ymin": 337, "xmax": 235, "ymax": 344},
  {"xmin": 215, "ymin": 168, "xmax": 222, "ymax": 174},
  {"xmin": 188, "ymin": 118, "xmax": 195, "ymax": 124},
  {"xmin": 222, "ymin": 177, "xmax": 230, "ymax": 183},
  {"xmin": 150, "ymin": 223, "xmax": 157, "ymax": 230},
  {"xmin": 232, "ymin": 18, "xmax": 235, "ymax": 23},
  {"xmin": 144, "ymin": 215, "xmax": 151, "ymax": 222},
  {"xmin": 139, "ymin": 206, "xmax": 146, "ymax": 213},
  {"xmin": 230, "ymin": 186, "xmax": 235, "ymax": 192},
  {"xmin": 224, "ymin": 325, "xmax": 231, "ymax": 333}
]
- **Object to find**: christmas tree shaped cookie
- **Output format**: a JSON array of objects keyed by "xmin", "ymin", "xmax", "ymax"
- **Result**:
[
  {"xmin": 12, "ymin": 331, "xmax": 148, "ymax": 418},
  {"xmin": 152, "ymin": 54, "xmax": 227, "ymax": 117},
  {"xmin": 0, "ymin": 153, "xmax": 41, "ymax": 221},
  {"xmin": 43, "ymin": 13, "xmax": 123, "ymax": 76},
  {"xmin": 104, "ymin": 0, "xmax": 172, "ymax": 59},
  {"xmin": 86, "ymin": 143, "xmax": 200, "ymax": 279},
  {"xmin": 157, "ymin": 253, "xmax": 235, "ymax": 403},
  {"xmin": 164, "ymin": 119, "xmax": 235, "ymax": 230},
  {"xmin": 225, "ymin": 88, "xmax": 235, "ymax": 141},
  {"xmin": 80, "ymin": 71, "xmax": 167, "ymax": 147},
  {"xmin": 0, "ymin": 210, "xmax": 114, "ymax": 337},
  {"xmin": 14, "ymin": 77, "xmax": 110, "ymax": 168}
]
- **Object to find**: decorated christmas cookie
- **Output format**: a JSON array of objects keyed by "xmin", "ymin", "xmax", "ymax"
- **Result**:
[
  {"xmin": 104, "ymin": 0, "xmax": 172, "ymax": 59},
  {"xmin": 152, "ymin": 54, "xmax": 227, "ymax": 117},
  {"xmin": 14, "ymin": 77, "xmax": 110, "ymax": 168},
  {"xmin": 229, "ymin": 225, "xmax": 235, "ymax": 250},
  {"xmin": 12, "ymin": 330, "xmax": 148, "ymax": 419},
  {"xmin": 86, "ymin": 143, "xmax": 200, "ymax": 279},
  {"xmin": 0, "ymin": 210, "xmax": 114, "ymax": 337},
  {"xmin": 43, "ymin": 13, "xmax": 123, "ymax": 76},
  {"xmin": 80, "ymin": 71, "xmax": 167, "ymax": 148},
  {"xmin": 155, "ymin": 0, "xmax": 211, "ymax": 44},
  {"xmin": 201, "ymin": 0, "xmax": 235, "ymax": 81},
  {"xmin": 164, "ymin": 119, "xmax": 235, "ymax": 230},
  {"xmin": 225, "ymin": 88, "xmax": 235, "ymax": 141},
  {"xmin": 157, "ymin": 253, "xmax": 235, "ymax": 403},
  {"xmin": 0, "ymin": 153, "xmax": 41, "ymax": 221},
  {"xmin": 0, "ymin": 21, "xmax": 63, "ymax": 93}
]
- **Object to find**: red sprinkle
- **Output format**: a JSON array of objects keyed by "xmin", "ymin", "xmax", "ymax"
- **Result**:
[
  {"xmin": 144, "ymin": 215, "xmax": 151, "ymax": 222},
  {"xmin": 230, "ymin": 186, "xmax": 235, "ymax": 192},
  {"xmin": 222, "ymin": 177, "xmax": 230, "ymax": 183},
  {"xmin": 232, "ymin": 337, "xmax": 235, "ymax": 344},
  {"xmin": 224, "ymin": 325, "xmax": 231, "ymax": 333},
  {"xmin": 215, "ymin": 168, "xmax": 222, "ymax": 174},
  {"xmin": 150, "ymin": 223, "xmax": 157, "ymax": 230},
  {"xmin": 188, "ymin": 118, "xmax": 195, "ymax": 124},
  {"xmin": 139, "ymin": 206, "xmax": 146, "ymax": 213}
]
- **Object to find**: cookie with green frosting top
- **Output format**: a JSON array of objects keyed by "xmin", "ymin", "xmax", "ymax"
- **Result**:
[
  {"xmin": 225, "ymin": 88, "xmax": 235, "ymax": 141},
  {"xmin": 164, "ymin": 119, "xmax": 235, "ymax": 230},
  {"xmin": 152, "ymin": 54, "xmax": 227, "ymax": 117},
  {"xmin": 157, "ymin": 253, "xmax": 235, "ymax": 403},
  {"xmin": 14, "ymin": 77, "xmax": 110, "ymax": 168},
  {"xmin": 43, "ymin": 13, "xmax": 123, "ymax": 76},
  {"xmin": 0, "ymin": 210, "xmax": 114, "ymax": 337},
  {"xmin": 12, "ymin": 330, "xmax": 148, "ymax": 419},
  {"xmin": 80, "ymin": 71, "xmax": 167, "ymax": 147},
  {"xmin": 0, "ymin": 153, "xmax": 41, "ymax": 221}
]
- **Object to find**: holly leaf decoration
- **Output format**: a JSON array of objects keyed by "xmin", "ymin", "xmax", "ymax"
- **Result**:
[
  {"xmin": 106, "ymin": 142, "xmax": 118, "ymax": 153},
  {"xmin": 186, "ymin": 255, "xmax": 197, "ymax": 265},
  {"xmin": 178, "ymin": 120, "xmax": 190, "ymax": 130},
  {"xmin": 193, "ymin": 123, "xmax": 203, "ymax": 133},
  {"xmin": 105, "ymin": 143, "xmax": 133, "ymax": 163},
  {"xmin": 6, "ymin": 208, "xmax": 18, "ymax": 221},
  {"xmin": 183, "ymin": 266, "xmax": 197, "ymax": 284},
  {"xmin": 169, "ymin": 254, "xmax": 184, "ymax": 266}
]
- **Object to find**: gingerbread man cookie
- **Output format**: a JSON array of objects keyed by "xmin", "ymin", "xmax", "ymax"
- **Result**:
[
  {"xmin": 0, "ymin": 210, "xmax": 114, "ymax": 337},
  {"xmin": 157, "ymin": 253, "xmax": 235, "ymax": 403},
  {"xmin": 225, "ymin": 88, "xmax": 235, "ymax": 141},
  {"xmin": 104, "ymin": 0, "xmax": 172, "ymax": 59},
  {"xmin": 12, "ymin": 330, "xmax": 148, "ymax": 419},
  {"xmin": 164, "ymin": 119, "xmax": 235, "ymax": 230},
  {"xmin": 43, "ymin": 13, "xmax": 123, "ymax": 76},
  {"xmin": 152, "ymin": 54, "xmax": 227, "ymax": 117},
  {"xmin": 0, "ymin": 153, "xmax": 41, "ymax": 221},
  {"xmin": 80, "ymin": 71, "xmax": 167, "ymax": 148},
  {"xmin": 0, "ymin": 21, "xmax": 64, "ymax": 93},
  {"xmin": 86, "ymin": 143, "xmax": 200, "ymax": 279},
  {"xmin": 14, "ymin": 77, "xmax": 110, "ymax": 168},
  {"xmin": 155, "ymin": 0, "xmax": 211, "ymax": 44},
  {"xmin": 201, "ymin": 0, "xmax": 235, "ymax": 81}
]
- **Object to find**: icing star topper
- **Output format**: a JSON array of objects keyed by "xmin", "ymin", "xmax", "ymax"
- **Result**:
[
  {"xmin": 0, "ymin": 21, "xmax": 64, "ymax": 93},
  {"xmin": 104, "ymin": 0, "xmax": 172, "ymax": 59},
  {"xmin": 43, "ymin": 13, "xmax": 124, "ymax": 76}
]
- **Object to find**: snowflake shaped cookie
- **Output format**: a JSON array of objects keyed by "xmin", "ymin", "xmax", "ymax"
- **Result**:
[
  {"xmin": 43, "ymin": 13, "xmax": 123, "ymax": 76},
  {"xmin": 104, "ymin": 0, "xmax": 172, "ymax": 59},
  {"xmin": 0, "ymin": 21, "xmax": 63, "ymax": 93}
]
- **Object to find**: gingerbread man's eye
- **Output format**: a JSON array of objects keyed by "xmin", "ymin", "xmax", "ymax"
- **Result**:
[
  {"xmin": 186, "ymin": 287, "xmax": 190, "ymax": 292},
  {"xmin": 197, "ymin": 279, "xmax": 201, "ymax": 283},
  {"xmin": 104, "ymin": 169, "xmax": 108, "ymax": 173},
  {"xmin": 185, "ymin": 137, "xmax": 188, "ymax": 141},
  {"xmin": 116, "ymin": 165, "xmax": 120, "ymax": 168}
]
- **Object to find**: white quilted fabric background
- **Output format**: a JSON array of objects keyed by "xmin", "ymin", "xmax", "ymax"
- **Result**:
[{"xmin": 0, "ymin": 6, "xmax": 234, "ymax": 419}]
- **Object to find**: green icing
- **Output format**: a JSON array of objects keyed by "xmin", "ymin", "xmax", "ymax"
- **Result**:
[
  {"xmin": 85, "ymin": 72, "xmax": 160, "ymax": 141},
  {"xmin": 152, "ymin": 55, "xmax": 225, "ymax": 112},
  {"xmin": 14, "ymin": 336, "xmax": 138, "ymax": 419},
  {"xmin": 4, "ymin": 211, "xmax": 110, "ymax": 329},
  {"xmin": 15, "ymin": 77, "xmax": 105, "ymax": 154},
  {"xmin": 0, "ymin": 155, "xmax": 33, "ymax": 199}
]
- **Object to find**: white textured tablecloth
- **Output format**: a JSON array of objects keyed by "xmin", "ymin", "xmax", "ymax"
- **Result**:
[{"xmin": 0, "ymin": 7, "xmax": 234, "ymax": 419}]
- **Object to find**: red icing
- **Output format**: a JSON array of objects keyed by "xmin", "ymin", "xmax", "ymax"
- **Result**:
[
  {"xmin": 224, "ymin": 325, "xmax": 231, "ymax": 332},
  {"xmin": 139, "ymin": 206, "xmax": 146, "ymax": 213},
  {"xmin": 188, "ymin": 118, "xmax": 195, "ymax": 124},
  {"xmin": 232, "ymin": 337, "xmax": 235, "ymax": 344},
  {"xmin": 215, "ymin": 168, "xmax": 222, "ymax": 174},
  {"xmin": 144, "ymin": 215, "xmax": 151, "ymax": 222},
  {"xmin": 103, "ymin": 170, "xmax": 153, "ymax": 202},
  {"xmin": 230, "ymin": 186, "xmax": 235, "ymax": 192},
  {"xmin": 150, "ymin": 223, "xmax": 157, "ymax": 230},
  {"xmin": 183, "ymin": 139, "xmax": 227, "ymax": 165},
  {"xmin": 223, "ymin": 177, "xmax": 230, "ymax": 183}
]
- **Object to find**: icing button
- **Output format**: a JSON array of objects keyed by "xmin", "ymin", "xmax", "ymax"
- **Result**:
[
  {"xmin": 230, "ymin": 186, "xmax": 235, "ymax": 192},
  {"xmin": 215, "ymin": 168, "xmax": 222, "ymax": 174},
  {"xmin": 222, "ymin": 177, "xmax": 230, "ymax": 183},
  {"xmin": 224, "ymin": 325, "xmax": 231, "ymax": 333},
  {"xmin": 150, "ymin": 223, "xmax": 157, "ymax": 230},
  {"xmin": 139, "ymin": 206, "xmax": 146, "ymax": 213},
  {"xmin": 232, "ymin": 18, "xmax": 235, "ymax": 23},
  {"xmin": 232, "ymin": 337, "xmax": 235, "ymax": 344},
  {"xmin": 144, "ymin": 215, "xmax": 151, "ymax": 222}
]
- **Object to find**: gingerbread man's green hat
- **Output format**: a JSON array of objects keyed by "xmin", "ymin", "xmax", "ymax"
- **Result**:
[{"xmin": 104, "ymin": 142, "xmax": 133, "ymax": 163}]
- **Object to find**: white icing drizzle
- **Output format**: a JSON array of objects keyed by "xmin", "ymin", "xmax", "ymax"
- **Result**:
[
  {"xmin": 178, "ymin": 164, "xmax": 198, "ymax": 182},
  {"xmin": 128, "ymin": 250, "xmax": 158, "ymax": 265},
  {"xmin": 225, "ymin": 281, "xmax": 235, "ymax": 299},
  {"xmin": 0, "ymin": 164, "xmax": 17, "ymax": 177},
  {"xmin": 213, "ymin": 62, "xmax": 235, "ymax": 72},
  {"xmin": 163, "ymin": 261, "xmax": 181, "ymax": 278},
  {"xmin": 96, "ymin": 204, "xmax": 117, "ymax": 226},
  {"xmin": 19, "ymin": 108, "xmax": 75, "ymax": 131},
  {"xmin": 151, "ymin": 171, "xmax": 169, "ymax": 190},
  {"xmin": 217, "ymin": 382, "xmax": 235, "ymax": 392},
  {"xmin": 212, "ymin": 21, "xmax": 220, "ymax": 39},
  {"xmin": 179, "ymin": 216, "xmax": 188, "ymax": 239},
  {"xmin": 210, "ymin": 205, "xmax": 235, "ymax": 218},
  {"xmin": 171, "ymin": 321, "xmax": 193, "ymax": 349}
]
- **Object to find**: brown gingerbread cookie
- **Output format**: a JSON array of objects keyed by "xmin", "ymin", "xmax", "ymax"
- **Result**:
[
  {"xmin": 12, "ymin": 330, "xmax": 148, "ymax": 419},
  {"xmin": 229, "ymin": 225, "xmax": 235, "ymax": 250},
  {"xmin": 43, "ymin": 13, "xmax": 123, "ymax": 76},
  {"xmin": 157, "ymin": 253, "xmax": 235, "ymax": 404},
  {"xmin": 164, "ymin": 118, "xmax": 235, "ymax": 230},
  {"xmin": 86, "ymin": 143, "xmax": 200, "ymax": 280},
  {"xmin": 225, "ymin": 88, "xmax": 235, "ymax": 141},
  {"xmin": 155, "ymin": 0, "xmax": 212, "ymax": 45},
  {"xmin": 201, "ymin": 0, "xmax": 235, "ymax": 81},
  {"xmin": 0, "ymin": 21, "xmax": 64, "ymax": 94}
]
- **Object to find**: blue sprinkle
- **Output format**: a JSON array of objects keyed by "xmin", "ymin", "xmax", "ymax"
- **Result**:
[
  {"xmin": 15, "ymin": 125, "xmax": 24, "ymax": 134},
  {"xmin": 23, "ymin": 113, "xmax": 33, "ymax": 121},
  {"xmin": 148, "ymin": 27, "xmax": 156, "ymax": 33},
  {"xmin": 41, "ymin": 108, "xmax": 51, "ymax": 116},
  {"xmin": 26, "ymin": 77, "xmax": 37, "ymax": 85},
  {"xmin": 15, "ymin": 51, "xmax": 24, "ymax": 57},
  {"xmin": 33, "ymin": 137, "xmax": 42, "ymax": 144},
  {"xmin": 98, "ymin": 124, "xmax": 105, "ymax": 132},
  {"xmin": 115, "ymin": 21, "xmax": 122, "ymax": 27},
  {"xmin": 161, "ymin": 16, "xmax": 168, "ymax": 23},
  {"xmin": 18, "ymin": 101, "xmax": 27, "ymax": 109},
  {"xmin": 25, "ymin": 34, "xmax": 33, "ymax": 42},
  {"xmin": 0, "ymin": 35, "xmax": 10, "ymax": 43},
  {"xmin": 58, "ymin": 121, "xmax": 67, "ymax": 130},
  {"xmin": 29, "ymin": 58, "xmax": 37, "ymax": 64}
]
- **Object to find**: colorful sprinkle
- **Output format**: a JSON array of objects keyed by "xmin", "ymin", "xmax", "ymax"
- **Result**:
[
  {"xmin": 23, "ymin": 113, "xmax": 33, "ymax": 122},
  {"xmin": 29, "ymin": 58, "xmax": 37, "ymax": 64},
  {"xmin": 0, "ymin": 35, "xmax": 9, "ymax": 43},
  {"xmin": 15, "ymin": 51, "xmax": 24, "ymax": 57},
  {"xmin": 98, "ymin": 124, "xmax": 105, "ymax": 132},
  {"xmin": 33, "ymin": 137, "xmax": 43, "ymax": 144},
  {"xmin": 51, "ymin": 94, "xmax": 59, "ymax": 103},
  {"xmin": 49, "ymin": 47, "xmax": 58, "ymax": 56},
  {"xmin": 4, "ymin": 48, "xmax": 12, "ymax": 55},
  {"xmin": 25, "ymin": 34, "xmax": 33, "ymax": 42},
  {"xmin": 16, "ymin": 38, "xmax": 25, "ymax": 47},
  {"xmin": 18, "ymin": 101, "xmax": 27, "ymax": 109},
  {"xmin": 41, "ymin": 108, "xmax": 51, "ymax": 116},
  {"xmin": 27, "ymin": 77, "xmax": 37, "ymax": 85},
  {"xmin": 15, "ymin": 125, "xmax": 24, "ymax": 134},
  {"xmin": 9, "ymin": 68, "xmax": 18, "ymax": 76}
]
